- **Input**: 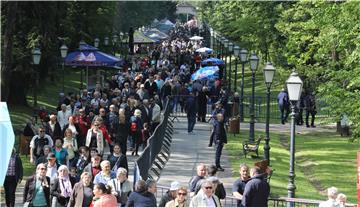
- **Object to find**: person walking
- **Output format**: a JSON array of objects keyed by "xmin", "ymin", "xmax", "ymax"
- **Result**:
[
  {"xmin": 189, "ymin": 180, "xmax": 221, "ymax": 207},
  {"xmin": 165, "ymin": 187, "xmax": 189, "ymax": 207},
  {"xmin": 241, "ymin": 167, "xmax": 270, "ymax": 207},
  {"xmin": 185, "ymin": 91, "xmax": 197, "ymax": 134},
  {"xmin": 4, "ymin": 148, "xmax": 23, "ymax": 207},
  {"xmin": 23, "ymin": 163, "xmax": 51, "ymax": 207},
  {"xmin": 68, "ymin": 172, "xmax": 94, "ymax": 207},
  {"xmin": 277, "ymin": 89, "xmax": 290, "ymax": 125},
  {"xmin": 92, "ymin": 183, "xmax": 118, "ymax": 207},
  {"xmin": 214, "ymin": 113, "xmax": 227, "ymax": 171},
  {"xmin": 108, "ymin": 168, "xmax": 132, "ymax": 207},
  {"xmin": 305, "ymin": 92, "xmax": 317, "ymax": 128},
  {"xmin": 50, "ymin": 165, "xmax": 76, "ymax": 207}
]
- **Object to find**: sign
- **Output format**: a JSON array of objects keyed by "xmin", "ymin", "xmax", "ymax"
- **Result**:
[{"xmin": 0, "ymin": 102, "xmax": 15, "ymax": 186}]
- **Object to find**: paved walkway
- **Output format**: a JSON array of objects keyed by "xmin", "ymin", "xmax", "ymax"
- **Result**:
[{"xmin": 157, "ymin": 117, "xmax": 335, "ymax": 193}]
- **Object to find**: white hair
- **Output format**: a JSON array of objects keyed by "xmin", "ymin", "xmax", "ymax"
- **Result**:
[{"xmin": 327, "ymin": 186, "xmax": 338, "ymax": 199}]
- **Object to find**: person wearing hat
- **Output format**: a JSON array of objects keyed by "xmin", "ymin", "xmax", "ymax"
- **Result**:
[{"xmin": 158, "ymin": 181, "xmax": 180, "ymax": 207}]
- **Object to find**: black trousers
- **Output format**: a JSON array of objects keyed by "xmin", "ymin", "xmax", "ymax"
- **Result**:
[
  {"xmin": 4, "ymin": 175, "xmax": 17, "ymax": 207},
  {"xmin": 215, "ymin": 142, "xmax": 224, "ymax": 168}
]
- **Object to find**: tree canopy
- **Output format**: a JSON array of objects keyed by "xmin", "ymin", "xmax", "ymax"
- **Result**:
[
  {"xmin": 199, "ymin": 1, "xmax": 360, "ymax": 140},
  {"xmin": 1, "ymin": 1, "xmax": 177, "ymax": 104}
]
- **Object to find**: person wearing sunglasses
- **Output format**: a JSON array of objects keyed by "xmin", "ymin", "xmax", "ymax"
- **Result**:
[
  {"xmin": 23, "ymin": 163, "xmax": 51, "ymax": 207},
  {"xmin": 85, "ymin": 121, "xmax": 104, "ymax": 155},
  {"xmin": 190, "ymin": 180, "xmax": 220, "ymax": 207},
  {"xmin": 165, "ymin": 187, "xmax": 189, "ymax": 207}
]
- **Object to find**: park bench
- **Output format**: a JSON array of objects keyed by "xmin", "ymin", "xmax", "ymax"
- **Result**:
[{"xmin": 242, "ymin": 137, "xmax": 262, "ymax": 158}]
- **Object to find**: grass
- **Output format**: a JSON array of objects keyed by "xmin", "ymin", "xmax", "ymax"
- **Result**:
[
  {"xmin": 225, "ymin": 130, "xmax": 359, "ymax": 203},
  {"xmin": 8, "ymin": 67, "xmax": 83, "ymax": 176}
]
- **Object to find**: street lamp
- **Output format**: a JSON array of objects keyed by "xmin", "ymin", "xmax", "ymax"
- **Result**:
[
  {"xmin": 239, "ymin": 48, "xmax": 248, "ymax": 122},
  {"xmin": 94, "ymin": 38, "xmax": 100, "ymax": 48},
  {"xmin": 112, "ymin": 34, "xmax": 118, "ymax": 55},
  {"xmin": 104, "ymin": 37, "xmax": 109, "ymax": 46},
  {"xmin": 286, "ymin": 70, "xmax": 303, "ymax": 206},
  {"xmin": 263, "ymin": 62, "xmax": 276, "ymax": 165},
  {"xmin": 209, "ymin": 28, "xmax": 214, "ymax": 49},
  {"xmin": 249, "ymin": 52, "xmax": 259, "ymax": 142},
  {"xmin": 228, "ymin": 42, "xmax": 234, "ymax": 91},
  {"xmin": 223, "ymin": 38, "xmax": 229, "ymax": 86},
  {"xmin": 32, "ymin": 48, "xmax": 41, "ymax": 107},
  {"xmin": 60, "ymin": 44, "xmax": 68, "ymax": 93},
  {"xmin": 233, "ymin": 45, "xmax": 240, "ymax": 92}
]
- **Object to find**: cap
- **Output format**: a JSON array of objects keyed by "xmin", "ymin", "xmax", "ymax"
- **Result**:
[
  {"xmin": 47, "ymin": 153, "xmax": 56, "ymax": 160},
  {"xmin": 169, "ymin": 181, "xmax": 180, "ymax": 191}
]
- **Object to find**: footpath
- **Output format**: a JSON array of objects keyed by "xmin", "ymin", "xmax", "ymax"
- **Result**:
[{"xmin": 157, "ymin": 117, "xmax": 335, "ymax": 193}]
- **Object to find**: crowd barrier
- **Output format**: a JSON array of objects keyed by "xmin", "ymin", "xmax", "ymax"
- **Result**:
[
  {"xmin": 155, "ymin": 185, "xmax": 355, "ymax": 207},
  {"xmin": 133, "ymin": 97, "xmax": 174, "ymax": 182}
]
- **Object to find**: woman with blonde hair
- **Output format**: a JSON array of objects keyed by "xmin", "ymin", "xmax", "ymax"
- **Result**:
[
  {"xmin": 63, "ymin": 128, "xmax": 78, "ymax": 162},
  {"xmin": 85, "ymin": 121, "xmax": 104, "ymax": 155}
]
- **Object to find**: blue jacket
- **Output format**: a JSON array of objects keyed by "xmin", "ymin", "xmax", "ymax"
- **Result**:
[
  {"xmin": 185, "ymin": 96, "xmax": 197, "ymax": 116},
  {"xmin": 126, "ymin": 191, "xmax": 156, "ymax": 207}
]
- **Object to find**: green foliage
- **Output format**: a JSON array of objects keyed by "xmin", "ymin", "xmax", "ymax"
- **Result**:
[{"xmin": 200, "ymin": 1, "xmax": 360, "ymax": 141}]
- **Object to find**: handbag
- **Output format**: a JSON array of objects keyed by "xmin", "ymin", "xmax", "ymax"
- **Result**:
[{"xmin": 23, "ymin": 202, "xmax": 33, "ymax": 207}]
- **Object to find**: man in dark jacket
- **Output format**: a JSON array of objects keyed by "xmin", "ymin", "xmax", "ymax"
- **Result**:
[
  {"xmin": 241, "ymin": 167, "xmax": 270, "ymax": 207},
  {"xmin": 4, "ymin": 148, "xmax": 23, "ymax": 207},
  {"xmin": 185, "ymin": 92, "xmax": 197, "ymax": 134},
  {"xmin": 214, "ymin": 113, "xmax": 227, "ymax": 171}
]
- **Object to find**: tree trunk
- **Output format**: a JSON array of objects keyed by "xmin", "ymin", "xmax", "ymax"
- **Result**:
[
  {"xmin": 7, "ymin": 70, "xmax": 28, "ymax": 105},
  {"xmin": 1, "ymin": 2, "xmax": 18, "ymax": 102}
]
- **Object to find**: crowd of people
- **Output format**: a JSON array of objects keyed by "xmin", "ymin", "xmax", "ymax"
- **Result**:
[{"xmin": 2, "ymin": 20, "xmax": 348, "ymax": 207}]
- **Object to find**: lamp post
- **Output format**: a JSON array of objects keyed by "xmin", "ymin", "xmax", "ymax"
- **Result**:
[
  {"xmin": 263, "ymin": 62, "xmax": 276, "ymax": 164},
  {"xmin": 112, "ymin": 34, "xmax": 118, "ymax": 56},
  {"xmin": 94, "ymin": 38, "xmax": 100, "ymax": 48},
  {"xmin": 60, "ymin": 44, "xmax": 68, "ymax": 93},
  {"xmin": 32, "ymin": 48, "xmax": 41, "ymax": 107},
  {"xmin": 119, "ymin": 32, "xmax": 124, "ymax": 56},
  {"xmin": 249, "ymin": 52, "xmax": 259, "ymax": 142},
  {"xmin": 239, "ymin": 48, "xmax": 248, "ymax": 122},
  {"xmin": 223, "ymin": 39, "xmax": 229, "ymax": 87},
  {"xmin": 210, "ymin": 28, "xmax": 214, "ymax": 50},
  {"xmin": 228, "ymin": 42, "xmax": 234, "ymax": 91},
  {"xmin": 233, "ymin": 45, "xmax": 240, "ymax": 92},
  {"xmin": 286, "ymin": 71, "xmax": 303, "ymax": 207}
]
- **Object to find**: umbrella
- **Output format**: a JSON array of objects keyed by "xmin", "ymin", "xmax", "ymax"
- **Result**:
[
  {"xmin": 201, "ymin": 58, "xmax": 225, "ymax": 66},
  {"xmin": 189, "ymin": 36, "xmax": 204, "ymax": 41},
  {"xmin": 196, "ymin": 47, "xmax": 213, "ymax": 53},
  {"xmin": 191, "ymin": 66, "xmax": 219, "ymax": 81}
]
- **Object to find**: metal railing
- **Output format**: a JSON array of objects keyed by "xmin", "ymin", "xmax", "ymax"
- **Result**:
[
  {"xmin": 155, "ymin": 185, "xmax": 355, "ymax": 207},
  {"xmin": 133, "ymin": 98, "xmax": 174, "ymax": 181}
]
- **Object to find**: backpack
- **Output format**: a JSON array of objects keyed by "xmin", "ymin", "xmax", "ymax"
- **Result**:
[{"xmin": 130, "ymin": 121, "xmax": 137, "ymax": 132}]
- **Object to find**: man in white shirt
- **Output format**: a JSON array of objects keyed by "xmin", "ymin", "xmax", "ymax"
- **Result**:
[{"xmin": 57, "ymin": 104, "xmax": 71, "ymax": 130}]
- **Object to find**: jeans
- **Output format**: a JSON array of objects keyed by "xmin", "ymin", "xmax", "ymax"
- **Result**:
[
  {"xmin": 187, "ymin": 115, "xmax": 196, "ymax": 132},
  {"xmin": 215, "ymin": 141, "xmax": 224, "ymax": 167}
]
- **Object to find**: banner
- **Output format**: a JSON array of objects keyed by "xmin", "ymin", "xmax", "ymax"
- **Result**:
[{"xmin": 0, "ymin": 102, "xmax": 15, "ymax": 186}]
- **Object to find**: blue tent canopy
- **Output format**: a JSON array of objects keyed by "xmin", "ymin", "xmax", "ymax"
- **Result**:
[
  {"xmin": 201, "ymin": 58, "xmax": 225, "ymax": 66},
  {"xmin": 65, "ymin": 44, "xmax": 124, "ymax": 67}
]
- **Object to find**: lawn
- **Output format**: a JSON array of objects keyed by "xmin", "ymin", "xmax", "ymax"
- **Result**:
[{"xmin": 225, "ymin": 130, "xmax": 359, "ymax": 203}]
